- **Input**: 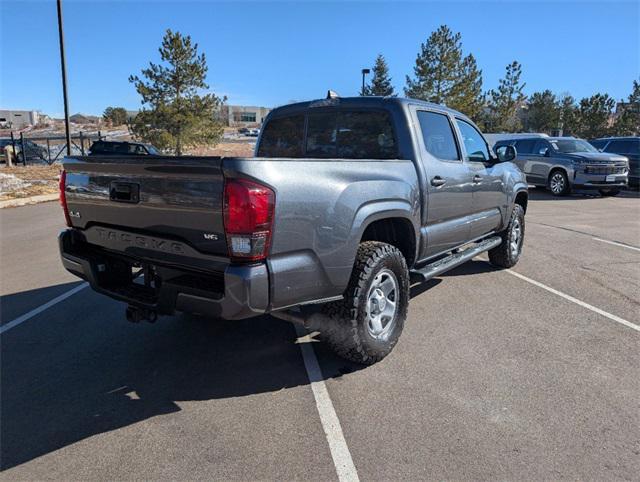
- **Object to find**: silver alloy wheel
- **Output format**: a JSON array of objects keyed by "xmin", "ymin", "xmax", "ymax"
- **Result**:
[
  {"xmin": 550, "ymin": 172, "xmax": 566, "ymax": 194},
  {"xmin": 510, "ymin": 217, "xmax": 522, "ymax": 258},
  {"xmin": 365, "ymin": 269, "xmax": 398, "ymax": 340}
]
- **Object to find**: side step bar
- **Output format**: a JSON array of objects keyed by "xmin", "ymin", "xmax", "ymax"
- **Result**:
[{"xmin": 411, "ymin": 236, "xmax": 502, "ymax": 281}]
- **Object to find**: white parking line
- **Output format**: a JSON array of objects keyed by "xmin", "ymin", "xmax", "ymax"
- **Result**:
[
  {"xmin": 506, "ymin": 270, "xmax": 640, "ymax": 333},
  {"xmin": 294, "ymin": 324, "xmax": 359, "ymax": 482},
  {"xmin": 592, "ymin": 237, "xmax": 640, "ymax": 252},
  {"xmin": 0, "ymin": 282, "xmax": 89, "ymax": 335}
]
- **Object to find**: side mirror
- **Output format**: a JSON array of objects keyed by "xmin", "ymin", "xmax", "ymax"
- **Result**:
[
  {"xmin": 539, "ymin": 147, "xmax": 550, "ymax": 157},
  {"xmin": 495, "ymin": 144, "xmax": 517, "ymax": 163}
]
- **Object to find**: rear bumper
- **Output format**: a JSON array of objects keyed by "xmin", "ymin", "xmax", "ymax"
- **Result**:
[{"xmin": 59, "ymin": 229, "xmax": 269, "ymax": 320}]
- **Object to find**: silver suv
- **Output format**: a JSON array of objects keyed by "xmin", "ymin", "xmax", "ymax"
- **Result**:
[{"xmin": 495, "ymin": 136, "xmax": 629, "ymax": 196}]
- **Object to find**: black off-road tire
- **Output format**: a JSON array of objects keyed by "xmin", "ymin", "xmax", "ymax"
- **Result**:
[
  {"xmin": 321, "ymin": 241, "xmax": 409, "ymax": 365},
  {"xmin": 599, "ymin": 189, "xmax": 620, "ymax": 197},
  {"xmin": 488, "ymin": 204, "xmax": 525, "ymax": 269}
]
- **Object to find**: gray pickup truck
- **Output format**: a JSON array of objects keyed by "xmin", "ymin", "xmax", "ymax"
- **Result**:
[{"xmin": 59, "ymin": 95, "xmax": 528, "ymax": 364}]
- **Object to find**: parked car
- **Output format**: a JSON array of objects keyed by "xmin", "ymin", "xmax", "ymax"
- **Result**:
[
  {"xmin": 59, "ymin": 95, "xmax": 527, "ymax": 365},
  {"xmin": 247, "ymin": 128, "xmax": 260, "ymax": 137},
  {"xmin": 89, "ymin": 140, "xmax": 160, "ymax": 156},
  {"xmin": 237, "ymin": 127, "xmax": 249, "ymax": 135},
  {"xmin": 495, "ymin": 136, "xmax": 629, "ymax": 196},
  {"xmin": 590, "ymin": 137, "xmax": 639, "ymax": 188}
]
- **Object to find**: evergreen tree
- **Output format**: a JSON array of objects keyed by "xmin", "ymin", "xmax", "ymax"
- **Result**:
[
  {"xmin": 526, "ymin": 90, "xmax": 560, "ymax": 133},
  {"xmin": 614, "ymin": 79, "xmax": 640, "ymax": 135},
  {"xmin": 487, "ymin": 61, "xmax": 526, "ymax": 132},
  {"xmin": 129, "ymin": 29, "xmax": 224, "ymax": 155},
  {"xmin": 365, "ymin": 54, "xmax": 395, "ymax": 96},
  {"xmin": 576, "ymin": 93, "xmax": 615, "ymax": 139},
  {"xmin": 103, "ymin": 106, "xmax": 128, "ymax": 126},
  {"xmin": 558, "ymin": 93, "xmax": 579, "ymax": 136},
  {"xmin": 404, "ymin": 25, "xmax": 484, "ymax": 120}
]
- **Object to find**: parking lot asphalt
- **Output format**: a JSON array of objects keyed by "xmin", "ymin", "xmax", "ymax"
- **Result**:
[{"xmin": 1, "ymin": 190, "xmax": 639, "ymax": 480}]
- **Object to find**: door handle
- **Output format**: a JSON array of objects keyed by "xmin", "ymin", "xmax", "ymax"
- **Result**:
[
  {"xmin": 431, "ymin": 176, "xmax": 446, "ymax": 187},
  {"xmin": 473, "ymin": 175, "xmax": 483, "ymax": 183}
]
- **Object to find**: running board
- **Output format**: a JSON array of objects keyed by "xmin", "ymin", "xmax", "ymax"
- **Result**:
[{"xmin": 411, "ymin": 236, "xmax": 502, "ymax": 281}]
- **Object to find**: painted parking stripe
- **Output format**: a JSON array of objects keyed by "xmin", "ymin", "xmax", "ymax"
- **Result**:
[
  {"xmin": 592, "ymin": 237, "xmax": 640, "ymax": 252},
  {"xmin": 294, "ymin": 324, "xmax": 360, "ymax": 482},
  {"xmin": 0, "ymin": 282, "xmax": 89, "ymax": 335},
  {"xmin": 506, "ymin": 270, "xmax": 640, "ymax": 333}
]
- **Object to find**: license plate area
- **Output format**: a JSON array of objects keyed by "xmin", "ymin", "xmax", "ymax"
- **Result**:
[{"xmin": 605, "ymin": 174, "xmax": 617, "ymax": 182}]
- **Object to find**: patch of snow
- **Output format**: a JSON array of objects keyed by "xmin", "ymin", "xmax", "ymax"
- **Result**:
[{"xmin": 0, "ymin": 173, "xmax": 32, "ymax": 195}]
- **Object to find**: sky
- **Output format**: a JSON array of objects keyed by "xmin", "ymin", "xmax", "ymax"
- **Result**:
[{"xmin": 1, "ymin": 0, "xmax": 638, "ymax": 117}]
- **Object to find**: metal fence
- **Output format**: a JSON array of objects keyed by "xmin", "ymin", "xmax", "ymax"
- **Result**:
[{"xmin": 5, "ymin": 130, "xmax": 104, "ymax": 165}]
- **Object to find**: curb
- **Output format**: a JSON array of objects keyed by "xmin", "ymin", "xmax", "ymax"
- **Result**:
[{"xmin": 0, "ymin": 193, "xmax": 59, "ymax": 209}]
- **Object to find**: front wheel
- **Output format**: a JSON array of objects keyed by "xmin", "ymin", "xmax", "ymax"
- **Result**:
[
  {"xmin": 489, "ymin": 204, "xmax": 525, "ymax": 268},
  {"xmin": 549, "ymin": 170, "xmax": 570, "ymax": 196},
  {"xmin": 322, "ymin": 241, "xmax": 409, "ymax": 365},
  {"xmin": 599, "ymin": 189, "xmax": 620, "ymax": 197}
]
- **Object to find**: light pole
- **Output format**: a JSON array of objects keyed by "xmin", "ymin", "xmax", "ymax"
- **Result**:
[
  {"xmin": 56, "ymin": 0, "xmax": 71, "ymax": 155},
  {"xmin": 361, "ymin": 68, "xmax": 370, "ymax": 96}
]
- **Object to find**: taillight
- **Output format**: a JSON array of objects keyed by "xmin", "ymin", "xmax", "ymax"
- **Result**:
[
  {"xmin": 223, "ymin": 178, "xmax": 275, "ymax": 261},
  {"xmin": 59, "ymin": 169, "xmax": 71, "ymax": 227}
]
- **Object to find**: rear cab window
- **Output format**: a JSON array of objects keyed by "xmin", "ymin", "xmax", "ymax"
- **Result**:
[
  {"xmin": 257, "ymin": 115, "xmax": 305, "ymax": 157},
  {"xmin": 259, "ymin": 109, "xmax": 398, "ymax": 159}
]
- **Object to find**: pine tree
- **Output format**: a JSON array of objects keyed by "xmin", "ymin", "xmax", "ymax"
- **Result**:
[
  {"xmin": 575, "ymin": 93, "xmax": 615, "ymax": 139},
  {"xmin": 487, "ymin": 61, "xmax": 526, "ymax": 132},
  {"xmin": 129, "ymin": 29, "xmax": 224, "ymax": 155},
  {"xmin": 614, "ymin": 79, "xmax": 640, "ymax": 135},
  {"xmin": 103, "ymin": 107, "xmax": 128, "ymax": 126},
  {"xmin": 526, "ymin": 90, "xmax": 560, "ymax": 133},
  {"xmin": 404, "ymin": 25, "xmax": 484, "ymax": 120},
  {"xmin": 365, "ymin": 54, "xmax": 395, "ymax": 96},
  {"xmin": 558, "ymin": 93, "xmax": 579, "ymax": 136}
]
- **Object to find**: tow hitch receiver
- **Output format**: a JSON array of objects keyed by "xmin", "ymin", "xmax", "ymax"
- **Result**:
[{"xmin": 125, "ymin": 305, "xmax": 158, "ymax": 323}]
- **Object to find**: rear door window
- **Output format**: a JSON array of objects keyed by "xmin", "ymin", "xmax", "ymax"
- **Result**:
[
  {"xmin": 305, "ymin": 110, "xmax": 398, "ymax": 159},
  {"xmin": 514, "ymin": 139, "xmax": 536, "ymax": 154},
  {"xmin": 417, "ymin": 111, "xmax": 460, "ymax": 161},
  {"xmin": 257, "ymin": 115, "xmax": 305, "ymax": 157}
]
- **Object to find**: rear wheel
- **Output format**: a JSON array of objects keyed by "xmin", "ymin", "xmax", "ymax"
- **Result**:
[
  {"xmin": 599, "ymin": 189, "xmax": 620, "ymax": 197},
  {"xmin": 322, "ymin": 241, "xmax": 409, "ymax": 365},
  {"xmin": 489, "ymin": 204, "xmax": 525, "ymax": 268},
  {"xmin": 548, "ymin": 170, "xmax": 570, "ymax": 196}
]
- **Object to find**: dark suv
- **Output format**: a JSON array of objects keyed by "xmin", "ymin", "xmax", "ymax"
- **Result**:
[
  {"xmin": 495, "ymin": 136, "xmax": 629, "ymax": 196},
  {"xmin": 590, "ymin": 137, "xmax": 639, "ymax": 188}
]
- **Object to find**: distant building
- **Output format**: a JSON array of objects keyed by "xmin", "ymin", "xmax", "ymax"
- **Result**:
[
  {"xmin": 219, "ymin": 105, "xmax": 271, "ymax": 127},
  {"xmin": 0, "ymin": 110, "xmax": 41, "ymax": 129}
]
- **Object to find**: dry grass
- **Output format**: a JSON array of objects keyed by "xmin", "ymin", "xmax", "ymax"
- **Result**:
[
  {"xmin": 0, "ymin": 164, "xmax": 61, "ymax": 201},
  {"xmin": 187, "ymin": 141, "xmax": 255, "ymax": 157}
]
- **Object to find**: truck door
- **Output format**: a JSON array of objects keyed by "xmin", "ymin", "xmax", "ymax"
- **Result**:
[
  {"xmin": 454, "ymin": 118, "xmax": 504, "ymax": 240},
  {"xmin": 411, "ymin": 108, "xmax": 474, "ymax": 258}
]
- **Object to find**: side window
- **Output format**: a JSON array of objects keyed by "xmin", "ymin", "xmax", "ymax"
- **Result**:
[
  {"xmin": 257, "ymin": 115, "xmax": 305, "ymax": 157},
  {"xmin": 416, "ymin": 111, "xmax": 460, "ymax": 161},
  {"xmin": 455, "ymin": 119, "xmax": 490, "ymax": 162},
  {"xmin": 606, "ymin": 140, "xmax": 637, "ymax": 154},
  {"xmin": 306, "ymin": 112, "xmax": 337, "ymax": 158},
  {"xmin": 533, "ymin": 140, "xmax": 550, "ymax": 155},
  {"xmin": 514, "ymin": 139, "xmax": 536, "ymax": 154}
]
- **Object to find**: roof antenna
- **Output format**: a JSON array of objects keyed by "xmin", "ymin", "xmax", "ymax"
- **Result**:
[{"xmin": 326, "ymin": 90, "xmax": 339, "ymax": 99}]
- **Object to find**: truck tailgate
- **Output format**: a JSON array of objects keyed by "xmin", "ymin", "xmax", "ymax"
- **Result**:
[{"xmin": 63, "ymin": 156, "xmax": 229, "ymax": 256}]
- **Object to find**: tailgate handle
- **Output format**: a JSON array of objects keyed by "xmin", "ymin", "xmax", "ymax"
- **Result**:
[{"xmin": 110, "ymin": 182, "xmax": 140, "ymax": 203}]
